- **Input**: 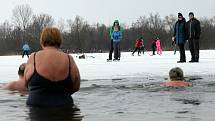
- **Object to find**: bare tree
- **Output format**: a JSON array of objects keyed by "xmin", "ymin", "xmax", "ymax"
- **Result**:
[
  {"xmin": 12, "ymin": 4, "xmax": 33, "ymax": 30},
  {"xmin": 32, "ymin": 13, "xmax": 54, "ymax": 32},
  {"xmin": 164, "ymin": 14, "xmax": 177, "ymax": 35},
  {"xmin": 0, "ymin": 20, "xmax": 12, "ymax": 39},
  {"xmin": 58, "ymin": 18, "xmax": 66, "ymax": 32}
]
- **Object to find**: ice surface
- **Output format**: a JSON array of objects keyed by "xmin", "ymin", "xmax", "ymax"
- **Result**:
[{"xmin": 0, "ymin": 50, "xmax": 214, "ymax": 83}]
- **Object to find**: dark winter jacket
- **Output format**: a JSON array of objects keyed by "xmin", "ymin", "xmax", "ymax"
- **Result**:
[
  {"xmin": 186, "ymin": 18, "xmax": 201, "ymax": 39},
  {"xmin": 151, "ymin": 40, "xmax": 156, "ymax": 48},
  {"xmin": 173, "ymin": 18, "xmax": 187, "ymax": 44}
]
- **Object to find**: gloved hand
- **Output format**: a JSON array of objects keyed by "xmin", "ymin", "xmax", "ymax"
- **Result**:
[
  {"xmin": 171, "ymin": 37, "xmax": 176, "ymax": 45},
  {"xmin": 172, "ymin": 41, "xmax": 175, "ymax": 46},
  {"xmin": 172, "ymin": 37, "xmax": 175, "ymax": 41}
]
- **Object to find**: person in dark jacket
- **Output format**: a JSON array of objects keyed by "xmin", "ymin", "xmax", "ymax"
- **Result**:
[
  {"xmin": 151, "ymin": 39, "xmax": 157, "ymax": 55},
  {"xmin": 187, "ymin": 12, "xmax": 201, "ymax": 62},
  {"xmin": 173, "ymin": 13, "xmax": 187, "ymax": 63}
]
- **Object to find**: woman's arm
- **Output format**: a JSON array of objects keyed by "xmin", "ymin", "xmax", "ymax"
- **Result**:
[{"xmin": 69, "ymin": 56, "xmax": 81, "ymax": 94}]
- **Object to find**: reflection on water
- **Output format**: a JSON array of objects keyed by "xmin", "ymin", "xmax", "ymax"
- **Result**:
[{"xmin": 28, "ymin": 105, "xmax": 83, "ymax": 121}]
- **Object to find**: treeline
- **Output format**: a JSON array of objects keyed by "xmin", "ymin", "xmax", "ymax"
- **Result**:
[{"xmin": 0, "ymin": 4, "xmax": 215, "ymax": 55}]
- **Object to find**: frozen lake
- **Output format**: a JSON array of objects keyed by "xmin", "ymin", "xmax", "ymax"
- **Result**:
[{"xmin": 0, "ymin": 50, "xmax": 215, "ymax": 121}]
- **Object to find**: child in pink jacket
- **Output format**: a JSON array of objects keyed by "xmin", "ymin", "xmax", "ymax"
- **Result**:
[{"xmin": 156, "ymin": 38, "xmax": 162, "ymax": 55}]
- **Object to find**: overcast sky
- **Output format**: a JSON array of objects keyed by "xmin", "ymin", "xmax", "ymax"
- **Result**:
[{"xmin": 0, "ymin": 0, "xmax": 214, "ymax": 26}]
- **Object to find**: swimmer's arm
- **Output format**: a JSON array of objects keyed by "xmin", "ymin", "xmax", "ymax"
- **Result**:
[
  {"xmin": 3, "ymin": 79, "xmax": 27, "ymax": 94},
  {"xmin": 187, "ymin": 82, "xmax": 192, "ymax": 86},
  {"xmin": 69, "ymin": 56, "xmax": 80, "ymax": 94}
]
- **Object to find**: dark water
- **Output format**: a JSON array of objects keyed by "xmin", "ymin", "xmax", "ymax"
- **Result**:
[{"xmin": 1, "ymin": 75, "xmax": 215, "ymax": 121}]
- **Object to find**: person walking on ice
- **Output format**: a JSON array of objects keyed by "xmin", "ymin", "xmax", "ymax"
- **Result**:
[
  {"xmin": 156, "ymin": 37, "xmax": 162, "ymax": 55},
  {"xmin": 22, "ymin": 42, "xmax": 30, "ymax": 58}
]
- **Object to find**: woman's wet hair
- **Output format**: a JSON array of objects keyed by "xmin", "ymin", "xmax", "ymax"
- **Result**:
[
  {"xmin": 18, "ymin": 63, "xmax": 26, "ymax": 77},
  {"xmin": 169, "ymin": 67, "xmax": 184, "ymax": 81}
]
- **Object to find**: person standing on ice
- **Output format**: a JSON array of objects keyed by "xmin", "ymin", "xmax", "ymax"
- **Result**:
[
  {"xmin": 132, "ymin": 37, "xmax": 143, "ymax": 56},
  {"xmin": 151, "ymin": 39, "xmax": 157, "ymax": 55},
  {"xmin": 111, "ymin": 26, "xmax": 122, "ymax": 61},
  {"xmin": 155, "ymin": 37, "xmax": 162, "ymax": 55},
  {"xmin": 186, "ymin": 12, "xmax": 201, "ymax": 63},
  {"xmin": 107, "ymin": 20, "xmax": 123, "ymax": 61},
  {"xmin": 22, "ymin": 42, "xmax": 30, "ymax": 58},
  {"xmin": 173, "ymin": 13, "xmax": 187, "ymax": 63}
]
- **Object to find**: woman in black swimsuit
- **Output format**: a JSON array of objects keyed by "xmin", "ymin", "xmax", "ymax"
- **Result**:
[{"xmin": 3, "ymin": 27, "xmax": 80, "ymax": 107}]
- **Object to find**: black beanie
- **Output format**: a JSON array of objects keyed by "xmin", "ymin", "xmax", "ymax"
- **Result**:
[
  {"xmin": 178, "ymin": 13, "xmax": 183, "ymax": 17},
  {"xmin": 189, "ymin": 12, "xmax": 194, "ymax": 16}
]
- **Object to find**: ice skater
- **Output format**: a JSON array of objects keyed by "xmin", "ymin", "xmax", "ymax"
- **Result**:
[
  {"xmin": 151, "ymin": 39, "xmax": 157, "ymax": 55},
  {"xmin": 140, "ymin": 44, "xmax": 145, "ymax": 55},
  {"xmin": 156, "ymin": 38, "xmax": 162, "ymax": 55},
  {"xmin": 132, "ymin": 37, "xmax": 143, "ymax": 56},
  {"xmin": 22, "ymin": 42, "xmax": 30, "ymax": 58}
]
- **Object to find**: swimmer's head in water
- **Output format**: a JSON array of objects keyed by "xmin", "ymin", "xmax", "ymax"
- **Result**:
[
  {"xmin": 18, "ymin": 63, "xmax": 26, "ymax": 77},
  {"xmin": 169, "ymin": 67, "xmax": 184, "ymax": 81}
]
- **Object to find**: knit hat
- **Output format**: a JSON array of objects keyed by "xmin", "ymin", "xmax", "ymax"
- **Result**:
[
  {"xmin": 169, "ymin": 67, "xmax": 184, "ymax": 81},
  {"xmin": 178, "ymin": 13, "xmax": 183, "ymax": 17},
  {"xmin": 189, "ymin": 12, "xmax": 194, "ymax": 16}
]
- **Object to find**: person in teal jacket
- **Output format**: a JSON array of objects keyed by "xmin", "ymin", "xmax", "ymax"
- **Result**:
[{"xmin": 107, "ymin": 20, "xmax": 123, "ymax": 61}]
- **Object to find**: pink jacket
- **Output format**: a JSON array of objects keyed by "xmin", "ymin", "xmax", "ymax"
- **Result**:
[{"xmin": 156, "ymin": 39, "xmax": 161, "ymax": 48}]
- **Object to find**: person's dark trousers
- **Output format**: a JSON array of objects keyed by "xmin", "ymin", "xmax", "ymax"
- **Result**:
[
  {"xmin": 132, "ymin": 47, "xmax": 140, "ymax": 55},
  {"xmin": 152, "ymin": 46, "xmax": 156, "ymax": 55},
  {"xmin": 138, "ymin": 48, "xmax": 141, "ymax": 55},
  {"xmin": 108, "ymin": 39, "xmax": 114, "ymax": 60},
  {"xmin": 140, "ymin": 46, "xmax": 144, "ymax": 54},
  {"xmin": 114, "ymin": 42, "xmax": 120, "ymax": 59},
  {"xmin": 178, "ymin": 43, "xmax": 186, "ymax": 62},
  {"xmin": 189, "ymin": 39, "xmax": 199, "ymax": 61},
  {"xmin": 22, "ymin": 51, "xmax": 29, "ymax": 58}
]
